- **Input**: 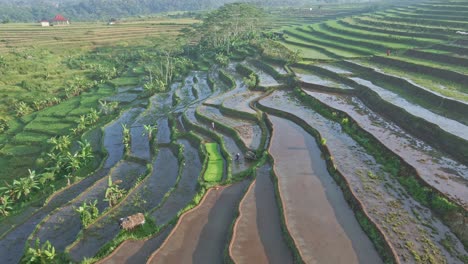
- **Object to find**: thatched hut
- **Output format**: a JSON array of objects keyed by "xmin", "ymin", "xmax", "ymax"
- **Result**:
[{"xmin": 119, "ymin": 213, "xmax": 145, "ymax": 230}]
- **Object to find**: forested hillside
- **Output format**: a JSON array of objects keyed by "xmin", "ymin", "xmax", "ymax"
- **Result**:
[{"xmin": 0, "ymin": 0, "xmax": 381, "ymax": 22}]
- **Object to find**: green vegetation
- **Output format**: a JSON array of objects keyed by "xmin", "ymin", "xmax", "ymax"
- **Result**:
[
  {"xmin": 22, "ymin": 238, "xmax": 59, "ymax": 264},
  {"xmin": 1, "ymin": 1, "xmax": 468, "ymax": 262},
  {"xmin": 203, "ymin": 143, "xmax": 224, "ymax": 182},
  {"xmin": 74, "ymin": 200, "xmax": 99, "ymax": 228}
]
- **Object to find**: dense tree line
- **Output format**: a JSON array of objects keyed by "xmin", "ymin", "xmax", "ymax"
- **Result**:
[{"xmin": 0, "ymin": 0, "xmax": 379, "ymax": 22}]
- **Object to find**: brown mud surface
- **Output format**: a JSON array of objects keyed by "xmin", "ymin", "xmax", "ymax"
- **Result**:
[
  {"xmin": 147, "ymin": 180, "xmax": 249, "ymax": 264},
  {"xmin": 350, "ymin": 77, "xmax": 468, "ymax": 141},
  {"xmin": 304, "ymin": 89, "xmax": 468, "ymax": 209},
  {"xmin": 230, "ymin": 164, "xmax": 293, "ymax": 264},
  {"xmin": 198, "ymin": 105, "xmax": 261, "ymax": 150},
  {"xmin": 98, "ymin": 226, "xmax": 173, "ymax": 264},
  {"xmin": 268, "ymin": 115, "xmax": 381, "ymax": 264},
  {"xmin": 260, "ymin": 90, "xmax": 467, "ymax": 263}
]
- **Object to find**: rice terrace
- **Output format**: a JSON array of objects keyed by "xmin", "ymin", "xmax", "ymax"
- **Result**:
[{"xmin": 0, "ymin": 0, "xmax": 467, "ymax": 263}]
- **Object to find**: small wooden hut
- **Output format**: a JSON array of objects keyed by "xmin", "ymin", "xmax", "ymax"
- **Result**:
[{"xmin": 119, "ymin": 213, "xmax": 145, "ymax": 230}]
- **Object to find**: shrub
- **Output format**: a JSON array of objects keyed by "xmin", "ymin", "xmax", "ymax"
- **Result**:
[{"xmin": 22, "ymin": 239, "xmax": 57, "ymax": 264}]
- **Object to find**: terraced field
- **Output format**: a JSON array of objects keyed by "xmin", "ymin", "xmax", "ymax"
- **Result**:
[{"xmin": 1, "ymin": 0, "xmax": 468, "ymax": 263}]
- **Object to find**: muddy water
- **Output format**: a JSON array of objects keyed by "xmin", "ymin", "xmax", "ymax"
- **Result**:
[
  {"xmin": 242, "ymin": 61, "xmax": 280, "ymax": 87},
  {"xmin": 304, "ymin": 90, "xmax": 468, "ymax": 208},
  {"xmin": 31, "ymin": 161, "xmax": 146, "ymax": 253},
  {"xmin": 204, "ymin": 63, "xmax": 248, "ymax": 106},
  {"xmin": 184, "ymin": 107, "xmax": 249, "ymax": 175},
  {"xmin": 175, "ymin": 72, "xmax": 196, "ymax": 106},
  {"xmin": 198, "ymin": 105, "xmax": 261, "ymax": 150},
  {"xmin": 230, "ymin": 164, "xmax": 293, "ymax": 264},
  {"xmin": 292, "ymin": 67, "xmax": 353, "ymax": 90},
  {"xmin": 222, "ymin": 91, "xmax": 262, "ymax": 115},
  {"xmin": 152, "ymin": 139, "xmax": 201, "ymax": 225},
  {"xmin": 192, "ymin": 71, "xmax": 213, "ymax": 101},
  {"xmin": 317, "ymin": 64, "xmax": 353, "ymax": 75},
  {"xmin": 147, "ymin": 180, "xmax": 249, "ymax": 264},
  {"xmin": 0, "ymin": 108, "xmax": 143, "ymax": 264},
  {"xmin": 68, "ymin": 148, "xmax": 179, "ymax": 261},
  {"xmin": 129, "ymin": 124, "xmax": 151, "ymax": 161},
  {"xmin": 271, "ymin": 63, "xmax": 288, "ymax": 75},
  {"xmin": 351, "ymin": 77, "xmax": 468, "ymax": 140},
  {"xmin": 104, "ymin": 108, "xmax": 143, "ymax": 168},
  {"xmin": 260, "ymin": 90, "xmax": 467, "ymax": 263},
  {"xmin": 268, "ymin": 115, "xmax": 381, "ymax": 264},
  {"xmin": 156, "ymin": 118, "xmax": 171, "ymax": 144},
  {"xmin": 98, "ymin": 226, "xmax": 173, "ymax": 264}
]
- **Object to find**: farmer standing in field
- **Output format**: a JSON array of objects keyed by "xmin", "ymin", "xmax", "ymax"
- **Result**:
[
  {"xmin": 211, "ymin": 122, "xmax": 215, "ymax": 130},
  {"xmin": 387, "ymin": 49, "xmax": 391, "ymax": 56}
]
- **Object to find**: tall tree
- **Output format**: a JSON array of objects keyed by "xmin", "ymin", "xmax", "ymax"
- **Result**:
[{"xmin": 194, "ymin": 3, "xmax": 267, "ymax": 53}]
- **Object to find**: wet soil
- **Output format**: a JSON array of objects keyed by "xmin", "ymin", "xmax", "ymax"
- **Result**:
[
  {"xmin": 292, "ymin": 67, "xmax": 353, "ymax": 90},
  {"xmin": 104, "ymin": 108, "xmax": 143, "ymax": 168},
  {"xmin": 153, "ymin": 139, "xmax": 202, "ymax": 225},
  {"xmin": 129, "ymin": 124, "xmax": 151, "ymax": 161},
  {"xmin": 317, "ymin": 64, "xmax": 353, "ymax": 75},
  {"xmin": 97, "ymin": 226, "xmax": 173, "ymax": 264},
  {"xmin": 222, "ymin": 91, "xmax": 262, "ymax": 115},
  {"xmin": 68, "ymin": 148, "xmax": 178, "ymax": 261},
  {"xmin": 230, "ymin": 164, "xmax": 293, "ymax": 264},
  {"xmin": 156, "ymin": 118, "xmax": 171, "ymax": 144},
  {"xmin": 147, "ymin": 180, "xmax": 249, "ymax": 264},
  {"xmin": 175, "ymin": 72, "xmax": 197, "ymax": 107},
  {"xmin": 242, "ymin": 61, "xmax": 280, "ymax": 87},
  {"xmin": 31, "ymin": 161, "xmax": 146, "ymax": 253},
  {"xmin": 198, "ymin": 105, "xmax": 261, "ymax": 150},
  {"xmin": 0, "ymin": 109, "xmax": 143, "ymax": 264},
  {"xmin": 350, "ymin": 77, "xmax": 468, "ymax": 141},
  {"xmin": 260, "ymin": 90, "xmax": 467, "ymax": 263},
  {"xmin": 185, "ymin": 107, "xmax": 250, "ymax": 175},
  {"xmin": 304, "ymin": 89, "xmax": 468, "ymax": 209},
  {"xmin": 268, "ymin": 115, "xmax": 381, "ymax": 264}
]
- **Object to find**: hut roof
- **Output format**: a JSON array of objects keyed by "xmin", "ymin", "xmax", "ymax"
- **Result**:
[{"xmin": 53, "ymin": 14, "xmax": 68, "ymax": 22}]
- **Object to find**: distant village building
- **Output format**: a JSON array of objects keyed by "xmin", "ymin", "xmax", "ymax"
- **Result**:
[
  {"xmin": 53, "ymin": 14, "xmax": 69, "ymax": 26},
  {"xmin": 40, "ymin": 19, "xmax": 50, "ymax": 27}
]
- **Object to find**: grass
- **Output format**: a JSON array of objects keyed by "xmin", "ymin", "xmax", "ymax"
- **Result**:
[{"xmin": 203, "ymin": 143, "xmax": 224, "ymax": 182}]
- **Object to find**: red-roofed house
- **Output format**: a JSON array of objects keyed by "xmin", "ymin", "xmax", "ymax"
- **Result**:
[{"xmin": 53, "ymin": 14, "xmax": 69, "ymax": 25}]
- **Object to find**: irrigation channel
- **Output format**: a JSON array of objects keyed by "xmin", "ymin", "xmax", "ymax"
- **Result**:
[{"xmin": 2, "ymin": 54, "xmax": 468, "ymax": 264}]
